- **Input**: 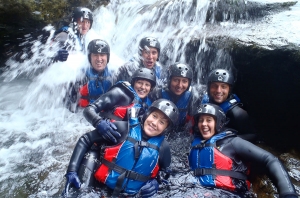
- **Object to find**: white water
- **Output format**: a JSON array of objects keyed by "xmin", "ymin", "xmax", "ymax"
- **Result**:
[{"xmin": 1, "ymin": 0, "xmax": 300, "ymax": 197}]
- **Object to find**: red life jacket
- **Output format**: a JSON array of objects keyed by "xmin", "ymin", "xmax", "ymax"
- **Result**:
[{"xmin": 189, "ymin": 132, "xmax": 251, "ymax": 192}]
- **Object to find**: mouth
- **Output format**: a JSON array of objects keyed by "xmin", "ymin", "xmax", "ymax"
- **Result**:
[
  {"xmin": 136, "ymin": 89, "xmax": 146, "ymax": 95},
  {"xmin": 201, "ymin": 128, "xmax": 210, "ymax": 134},
  {"xmin": 147, "ymin": 124, "xmax": 156, "ymax": 131}
]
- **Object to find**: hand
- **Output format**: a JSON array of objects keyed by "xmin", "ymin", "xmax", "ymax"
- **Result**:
[
  {"xmin": 140, "ymin": 179, "xmax": 159, "ymax": 198},
  {"xmin": 97, "ymin": 119, "xmax": 121, "ymax": 143},
  {"xmin": 56, "ymin": 49, "xmax": 69, "ymax": 62},
  {"xmin": 61, "ymin": 172, "xmax": 81, "ymax": 197}
]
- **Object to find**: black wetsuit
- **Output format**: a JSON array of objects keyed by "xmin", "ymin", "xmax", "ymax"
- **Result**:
[{"xmin": 208, "ymin": 94, "xmax": 258, "ymax": 142}]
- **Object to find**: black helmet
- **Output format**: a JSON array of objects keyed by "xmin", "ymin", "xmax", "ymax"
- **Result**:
[
  {"xmin": 138, "ymin": 37, "xmax": 161, "ymax": 61},
  {"xmin": 87, "ymin": 39, "xmax": 110, "ymax": 63},
  {"xmin": 142, "ymin": 99, "xmax": 179, "ymax": 135},
  {"xmin": 168, "ymin": 63, "xmax": 193, "ymax": 90},
  {"xmin": 193, "ymin": 103, "xmax": 226, "ymax": 133},
  {"xmin": 131, "ymin": 68, "xmax": 156, "ymax": 90},
  {"xmin": 72, "ymin": 7, "xmax": 93, "ymax": 32},
  {"xmin": 207, "ymin": 69, "xmax": 235, "ymax": 86}
]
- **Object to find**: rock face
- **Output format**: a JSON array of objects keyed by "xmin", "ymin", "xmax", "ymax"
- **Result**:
[{"xmin": 182, "ymin": 0, "xmax": 300, "ymax": 152}]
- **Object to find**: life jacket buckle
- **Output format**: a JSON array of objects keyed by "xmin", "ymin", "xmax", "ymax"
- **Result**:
[{"xmin": 138, "ymin": 141, "xmax": 148, "ymax": 147}]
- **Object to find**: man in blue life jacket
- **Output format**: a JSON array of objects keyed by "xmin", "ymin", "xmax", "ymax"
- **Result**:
[
  {"xmin": 62, "ymin": 99, "xmax": 179, "ymax": 197},
  {"xmin": 51, "ymin": 7, "xmax": 93, "ymax": 62},
  {"xmin": 64, "ymin": 39, "xmax": 114, "ymax": 112},
  {"xmin": 202, "ymin": 68, "xmax": 257, "ymax": 142},
  {"xmin": 115, "ymin": 36, "xmax": 167, "ymax": 86},
  {"xmin": 149, "ymin": 62, "xmax": 200, "ymax": 131}
]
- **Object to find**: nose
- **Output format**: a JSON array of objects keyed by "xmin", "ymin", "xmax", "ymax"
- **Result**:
[{"xmin": 216, "ymin": 85, "xmax": 222, "ymax": 92}]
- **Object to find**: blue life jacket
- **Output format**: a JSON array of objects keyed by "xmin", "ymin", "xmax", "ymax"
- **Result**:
[
  {"xmin": 201, "ymin": 94, "xmax": 241, "ymax": 114},
  {"xmin": 95, "ymin": 116, "xmax": 164, "ymax": 195},
  {"xmin": 189, "ymin": 131, "xmax": 250, "ymax": 191},
  {"xmin": 162, "ymin": 90, "xmax": 191, "ymax": 126},
  {"xmin": 86, "ymin": 67, "xmax": 113, "ymax": 103}
]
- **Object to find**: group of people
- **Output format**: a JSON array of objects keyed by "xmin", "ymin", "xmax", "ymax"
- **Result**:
[{"xmin": 59, "ymin": 7, "xmax": 298, "ymax": 198}]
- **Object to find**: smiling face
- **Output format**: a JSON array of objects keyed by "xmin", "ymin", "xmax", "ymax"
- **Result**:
[
  {"xmin": 77, "ymin": 18, "xmax": 91, "ymax": 35},
  {"xmin": 143, "ymin": 110, "xmax": 169, "ymax": 137},
  {"xmin": 141, "ymin": 47, "xmax": 158, "ymax": 69},
  {"xmin": 198, "ymin": 114, "xmax": 216, "ymax": 140},
  {"xmin": 133, "ymin": 79, "xmax": 152, "ymax": 99},
  {"xmin": 90, "ymin": 53, "xmax": 108, "ymax": 72},
  {"xmin": 169, "ymin": 76, "xmax": 189, "ymax": 96},
  {"xmin": 209, "ymin": 82, "xmax": 230, "ymax": 104}
]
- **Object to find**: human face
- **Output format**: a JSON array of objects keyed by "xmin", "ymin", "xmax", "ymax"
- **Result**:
[
  {"xmin": 169, "ymin": 76, "xmax": 189, "ymax": 96},
  {"xmin": 90, "ymin": 53, "xmax": 107, "ymax": 72},
  {"xmin": 143, "ymin": 110, "xmax": 169, "ymax": 137},
  {"xmin": 77, "ymin": 18, "xmax": 91, "ymax": 35},
  {"xmin": 142, "ymin": 47, "xmax": 158, "ymax": 69},
  {"xmin": 198, "ymin": 115, "xmax": 216, "ymax": 140},
  {"xmin": 209, "ymin": 82, "xmax": 230, "ymax": 104},
  {"xmin": 133, "ymin": 79, "xmax": 152, "ymax": 99}
]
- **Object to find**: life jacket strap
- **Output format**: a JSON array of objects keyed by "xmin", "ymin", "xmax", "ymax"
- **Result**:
[
  {"xmin": 194, "ymin": 168, "xmax": 248, "ymax": 180},
  {"xmin": 127, "ymin": 137, "xmax": 159, "ymax": 159},
  {"xmin": 101, "ymin": 158, "xmax": 150, "ymax": 196}
]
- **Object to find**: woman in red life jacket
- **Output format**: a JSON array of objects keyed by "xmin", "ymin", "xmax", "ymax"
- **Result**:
[
  {"xmin": 62, "ymin": 99, "xmax": 179, "ymax": 197},
  {"xmin": 189, "ymin": 103, "xmax": 297, "ymax": 197}
]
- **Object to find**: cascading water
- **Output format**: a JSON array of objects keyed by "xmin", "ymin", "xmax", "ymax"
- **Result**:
[{"xmin": 1, "ymin": 0, "xmax": 300, "ymax": 197}]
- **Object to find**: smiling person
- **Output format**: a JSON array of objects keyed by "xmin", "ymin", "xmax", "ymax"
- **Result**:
[
  {"xmin": 83, "ymin": 68, "xmax": 157, "ymax": 138},
  {"xmin": 149, "ymin": 63, "xmax": 200, "ymax": 130},
  {"xmin": 52, "ymin": 7, "xmax": 93, "ymax": 62},
  {"xmin": 64, "ymin": 39, "xmax": 114, "ymax": 112},
  {"xmin": 62, "ymin": 99, "xmax": 179, "ymax": 197},
  {"xmin": 202, "ymin": 68, "xmax": 258, "ymax": 142},
  {"xmin": 115, "ymin": 36, "xmax": 167, "ymax": 86},
  {"xmin": 189, "ymin": 103, "xmax": 297, "ymax": 197}
]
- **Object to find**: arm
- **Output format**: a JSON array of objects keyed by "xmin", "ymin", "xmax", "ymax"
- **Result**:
[
  {"xmin": 158, "ymin": 140, "xmax": 171, "ymax": 171},
  {"xmin": 83, "ymin": 86, "xmax": 134, "ymax": 127},
  {"xmin": 148, "ymin": 87, "xmax": 162, "ymax": 103},
  {"xmin": 67, "ymin": 130, "xmax": 104, "ymax": 173},
  {"xmin": 115, "ymin": 61, "xmax": 139, "ymax": 82},
  {"xmin": 231, "ymin": 137, "xmax": 297, "ymax": 197},
  {"xmin": 227, "ymin": 106, "xmax": 258, "ymax": 142}
]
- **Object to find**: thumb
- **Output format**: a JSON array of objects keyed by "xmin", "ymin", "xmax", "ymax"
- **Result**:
[
  {"xmin": 74, "ymin": 177, "xmax": 81, "ymax": 189},
  {"xmin": 62, "ymin": 183, "xmax": 70, "ymax": 197}
]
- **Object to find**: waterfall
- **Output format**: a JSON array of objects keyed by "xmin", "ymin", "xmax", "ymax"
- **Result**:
[{"xmin": 1, "ymin": 0, "xmax": 299, "ymax": 197}]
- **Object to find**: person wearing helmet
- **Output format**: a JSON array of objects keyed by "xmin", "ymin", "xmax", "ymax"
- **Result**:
[
  {"xmin": 202, "ymin": 68, "xmax": 257, "ymax": 142},
  {"xmin": 83, "ymin": 68, "xmax": 157, "ymax": 134},
  {"xmin": 189, "ymin": 103, "xmax": 297, "ymax": 197},
  {"xmin": 52, "ymin": 7, "xmax": 93, "ymax": 62},
  {"xmin": 149, "ymin": 62, "xmax": 200, "ymax": 130},
  {"xmin": 62, "ymin": 99, "xmax": 179, "ymax": 197},
  {"xmin": 64, "ymin": 39, "xmax": 114, "ymax": 112},
  {"xmin": 115, "ymin": 36, "xmax": 166, "ymax": 86}
]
